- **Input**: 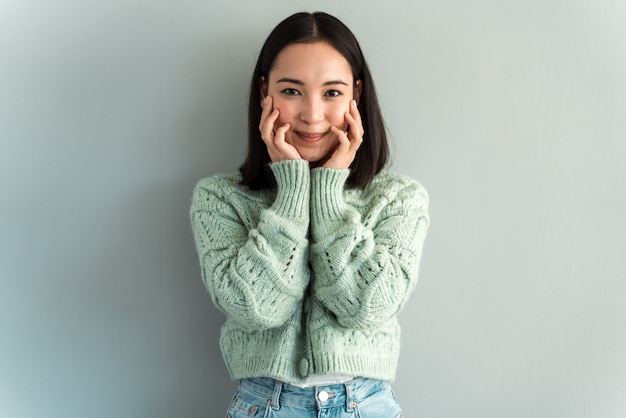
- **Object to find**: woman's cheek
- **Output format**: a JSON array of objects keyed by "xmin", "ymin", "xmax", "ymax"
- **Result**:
[
  {"xmin": 269, "ymin": 96, "xmax": 290, "ymax": 120},
  {"xmin": 271, "ymin": 103, "xmax": 295, "ymax": 143},
  {"xmin": 331, "ymin": 102, "xmax": 350, "ymax": 130},
  {"xmin": 273, "ymin": 105, "xmax": 291, "ymax": 126}
]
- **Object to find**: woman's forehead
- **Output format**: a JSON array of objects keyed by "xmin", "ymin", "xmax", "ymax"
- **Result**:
[{"xmin": 269, "ymin": 42, "xmax": 353, "ymax": 84}]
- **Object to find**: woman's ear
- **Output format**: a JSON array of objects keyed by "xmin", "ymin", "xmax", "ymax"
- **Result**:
[
  {"xmin": 354, "ymin": 80, "xmax": 363, "ymax": 104},
  {"xmin": 259, "ymin": 76, "xmax": 268, "ymax": 106}
]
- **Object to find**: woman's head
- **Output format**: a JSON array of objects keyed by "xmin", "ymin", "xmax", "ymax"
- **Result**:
[{"xmin": 240, "ymin": 12, "xmax": 389, "ymax": 189}]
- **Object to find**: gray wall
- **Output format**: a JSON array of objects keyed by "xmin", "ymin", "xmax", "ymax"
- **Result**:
[{"xmin": 2, "ymin": 1, "xmax": 625, "ymax": 417}]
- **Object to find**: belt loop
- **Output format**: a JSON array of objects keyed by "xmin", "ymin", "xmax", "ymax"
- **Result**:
[
  {"xmin": 345, "ymin": 379, "xmax": 354, "ymax": 412},
  {"xmin": 271, "ymin": 379, "xmax": 282, "ymax": 410}
]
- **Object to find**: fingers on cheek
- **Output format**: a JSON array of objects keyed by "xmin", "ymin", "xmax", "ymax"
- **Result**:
[
  {"xmin": 346, "ymin": 113, "xmax": 359, "ymax": 132},
  {"xmin": 335, "ymin": 129, "xmax": 349, "ymax": 146},
  {"xmin": 276, "ymin": 124, "xmax": 290, "ymax": 140}
]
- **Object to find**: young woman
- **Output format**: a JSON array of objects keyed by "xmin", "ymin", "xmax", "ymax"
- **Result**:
[{"xmin": 190, "ymin": 11, "xmax": 429, "ymax": 417}]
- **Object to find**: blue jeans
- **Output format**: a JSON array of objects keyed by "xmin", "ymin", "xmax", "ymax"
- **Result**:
[{"xmin": 226, "ymin": 376, "xmax": 403, "ymax": 418}]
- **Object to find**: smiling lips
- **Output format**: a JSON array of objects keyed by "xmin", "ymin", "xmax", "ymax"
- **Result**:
[{"xmin": 295, "ymin": 131, "xmax": 328, "ymax": 142}]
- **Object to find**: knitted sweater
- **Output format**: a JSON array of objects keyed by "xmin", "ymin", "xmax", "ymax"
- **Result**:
[{"xmin": 190, "ymin": 159, "xmax": 429, "ymax": 383}]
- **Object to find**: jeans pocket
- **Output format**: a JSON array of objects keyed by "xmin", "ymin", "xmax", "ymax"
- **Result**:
[
  {"xmin": 354, "ymin": 384, "xmax": 403, "ymax": 418},
  {"xmin": 226, "ymin": 390, "xmax": 268, "ymax": 418}
]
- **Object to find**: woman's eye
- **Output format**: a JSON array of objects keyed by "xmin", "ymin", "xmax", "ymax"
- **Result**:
[
  {"xmin": 282, "ymin": 88, "xmax": 300, "ymax": 96},
  {"xmin": 325, "ymin": 90, "xmax": 342, "ymax": 97}
]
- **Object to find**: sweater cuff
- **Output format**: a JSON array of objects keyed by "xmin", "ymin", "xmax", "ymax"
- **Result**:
[
  {"xmin": 310, "ymin": 167, "xmax": 350, "ymax": 221},
  {"xmin": 270, "ymin": 160, "xmax": 310, "ymax": 218}
]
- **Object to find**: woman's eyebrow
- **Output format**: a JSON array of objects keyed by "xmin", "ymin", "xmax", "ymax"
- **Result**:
[
  {"xmin": 323, "ymin": 80, "xmax": 349, "ymax": 86},
  {"xmin": 275, "ymin": 77, "xmax": 349, "ymax": 86},
  {"xmin": 276, "ymin": 77, "xmax": 304, "ymax": 85}
]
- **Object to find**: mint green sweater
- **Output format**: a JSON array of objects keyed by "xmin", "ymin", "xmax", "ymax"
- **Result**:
[{"xmin": 190, "ymin": 159, "xmax": 429, "ymax": 383}]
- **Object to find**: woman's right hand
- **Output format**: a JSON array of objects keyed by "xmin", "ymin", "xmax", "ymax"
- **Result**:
[{"xmin": 260, "ymin": 96, "xmax": 302, "ymax": 162}]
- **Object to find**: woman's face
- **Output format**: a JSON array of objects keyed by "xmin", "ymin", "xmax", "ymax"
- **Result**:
[{"xmin": 262, "ymin": 42, "xmax": 361, "ymax": 165}]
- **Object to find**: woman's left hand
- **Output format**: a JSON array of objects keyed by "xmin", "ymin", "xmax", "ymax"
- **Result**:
[{"xmin": 323, "ymin": 100, "xmax": 364, "ymax": 169}]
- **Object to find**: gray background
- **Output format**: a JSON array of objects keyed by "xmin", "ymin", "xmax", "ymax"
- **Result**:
[{"xmin": 2, "ymin": 1, "xmax": 625, "ymax": 417}]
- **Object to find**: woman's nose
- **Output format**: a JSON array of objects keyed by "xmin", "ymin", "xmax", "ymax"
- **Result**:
[{"xmin": 299, "ymin": 97, "xmax": 324, "ymax": 124}]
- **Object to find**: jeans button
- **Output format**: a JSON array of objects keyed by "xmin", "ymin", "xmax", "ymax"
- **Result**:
[{"xmin": 318, "ymin": 390, "xmax": 329, "ymax": 402}]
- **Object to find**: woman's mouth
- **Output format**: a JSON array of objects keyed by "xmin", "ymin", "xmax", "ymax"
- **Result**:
[{"xmin": 295, "ymin": 131, "xmax": 327, "ymax": 142}]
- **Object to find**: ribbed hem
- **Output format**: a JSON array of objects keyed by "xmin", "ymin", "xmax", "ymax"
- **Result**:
[
  {"xmin": 270, "ymin": 160, "xmax": 310, "ymax": 218},
  {"xmin": 310, "ymin": 168, "xmax": 349, "ymax": 221},
  {"xmin": 312, "ymin": 353, "xmax": 398, "ymax": 382},
  {"xmin": 225, "ymin": 352, "xmax": 398, "ymax": 384},
  {"xmin": 226, "ymin": 356, "xmax": 302, "ymax": 383},
  {"xmin": 221, "ymin": 314, "xmax": 401, "ymax": 384}
]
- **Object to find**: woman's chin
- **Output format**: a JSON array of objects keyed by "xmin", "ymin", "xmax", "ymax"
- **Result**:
[
  {"xmin": 292, "ymin": 142, "xmax": 337, "ymax": 166},
  {"xmin": 298, "ymin": 150, "xmax": 330, "ymax": 166}
]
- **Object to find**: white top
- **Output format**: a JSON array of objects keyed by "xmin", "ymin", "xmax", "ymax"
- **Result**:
[{"xmin": 287, "ymin": 374, "xmax": 354, "ymax": 388}]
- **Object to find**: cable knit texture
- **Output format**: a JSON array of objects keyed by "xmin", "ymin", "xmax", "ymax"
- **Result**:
[{"xmin": 190, "ymin": 159, "xmax": 429, "ymax": 383}]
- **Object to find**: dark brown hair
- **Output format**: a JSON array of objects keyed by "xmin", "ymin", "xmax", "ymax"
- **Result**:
[{"xmin": 239, "ymin": 12, "xmax": 389, "ymax": 189}]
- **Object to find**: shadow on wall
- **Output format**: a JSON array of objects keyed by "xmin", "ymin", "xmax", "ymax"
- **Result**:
[
  {"xmin": 165, "ymin": 29, "xmax": 266, "ymax": 414},
  {"xmin": 158, "ymin": 30, "xmax": 262, "ymax": 413},
  {"xmin": 62, "ymin": 29, "xmax": 260, "ymax": 416},
  {"xmin": 48, "ymin": 181, "xmax": 236, "ymax": 417},
  {"xmin": 66, "ymin": 28, "xmax": 262, "ymax": 416},
  {"xmin": 182, "ymin": 29, "xmax": 259, "ymax": 180}
]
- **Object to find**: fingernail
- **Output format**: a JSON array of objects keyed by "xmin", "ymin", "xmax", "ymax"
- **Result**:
[
  {"xmin": 263, "ymin": 97, "xmax": 269, "ymax": 105},
  {"xmin": 352, "ymin": 100, "xmax": 357, "ymax": 108}
]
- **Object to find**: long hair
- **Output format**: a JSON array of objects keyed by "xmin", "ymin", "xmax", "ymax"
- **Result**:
[{"xmin": 239, "ymin": 12, "xmax": 389, "ymax": 189}]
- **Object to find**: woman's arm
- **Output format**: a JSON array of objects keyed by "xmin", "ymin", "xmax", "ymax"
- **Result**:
[
  {"xmin": 309, "ymin": 168, "xmax": 429, "ymax": 329},
  {"xmin": 190, "ymin": 160, "xmax": 311, "ymax": 331}
]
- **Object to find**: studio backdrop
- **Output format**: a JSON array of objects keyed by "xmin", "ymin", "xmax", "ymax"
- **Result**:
[{"xmin": 1, "ymin": 1, "xmax": 625, "ymax": 417}]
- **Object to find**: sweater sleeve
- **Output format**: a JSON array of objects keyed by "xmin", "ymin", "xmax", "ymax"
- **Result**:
[
  {"xmin": 309, "ymin": 168, "xmax": 429, "ymax": 329},
  {"xmin": 190, "ymin": 160, "xmax": 311, "ymax": 331}
]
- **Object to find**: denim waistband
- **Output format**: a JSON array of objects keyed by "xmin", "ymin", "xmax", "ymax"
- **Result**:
[{"xmin": 238, "ymin": 376, "xmax": 389, "ymax": 411}]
